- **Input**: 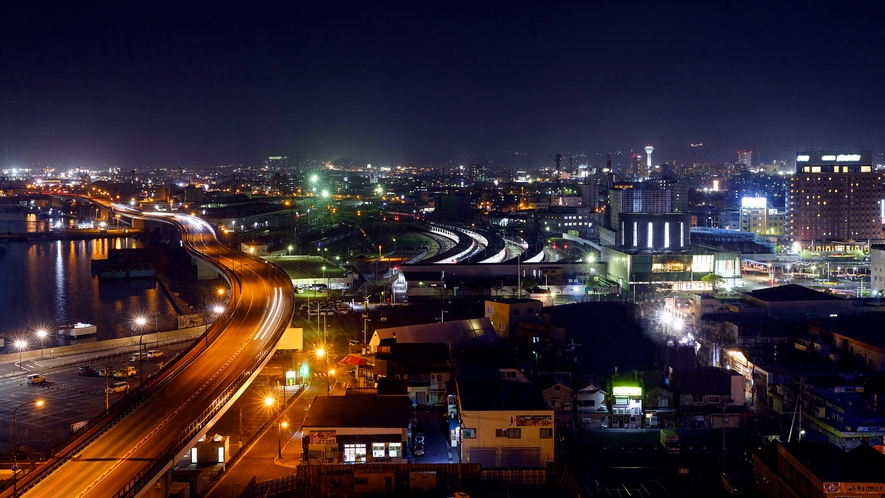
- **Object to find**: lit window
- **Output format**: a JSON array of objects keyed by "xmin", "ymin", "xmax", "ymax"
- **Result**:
[
  {"xmin": 388, "ymin": 443, "xmax": 402, "ymax": 458},
  {"xmin": 373, "ymin": 443, "xmax": 386, "ymax": 458}
]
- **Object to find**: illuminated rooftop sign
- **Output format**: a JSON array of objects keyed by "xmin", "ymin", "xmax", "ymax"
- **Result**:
[
  {"xmin": 836, "ymin": 154, "xmax": 862, "ymax": 161},
  {"xmin": 612, "ymin": 386, "xmax": 642, "ymax": 396},
  {"xmin": 821, "ymin": 155, "xmax": 836, "ymax": 161},
  {"xmin": 741, "ymin": 197, "xmax": 767, "ymax": 209},
  {"xmin": 796, "ymin": 155, "xmax": 810, "ymax": 162}
]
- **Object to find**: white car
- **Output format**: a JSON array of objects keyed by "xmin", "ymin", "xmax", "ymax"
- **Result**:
[
  {"xmin": 147, "ymin": 350, "xmax": 164, "ymax": 359},
  {"xmin": 107, "ymin": 381, "xmax": 129, "ymax": 394}
]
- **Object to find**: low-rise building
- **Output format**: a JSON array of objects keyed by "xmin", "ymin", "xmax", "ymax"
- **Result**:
[
  {"xmin": 674, "ymin": 366, "xmax": 745, "ymax": 429},
  {"xmin": 374, "ymin": 340, "xmax": 451, "ymax": 407},
  {"xmin": 537, "ymin": 373, "xmax": 575, "ymax": 428},
  {"xmin": 484, "ymin": 299, "xmax": 543, "ymax": 340},
  {"xmin": 455, "ymin": 359, "xmax": 554, "ymax": 468},
  {"xmin": 301, "ymin": 395, "xmax": 411, "ymax": 464},
  {"xmin": 610, "ymin": 380, "xmax": 644, "ymax": 429},
  {"xmin": 575, "ymin": 381, "xmax": 609, "ymax": 429},
  {"xmin": 753, "ymin": 442, "xmax": 885, "ymax": 498}
]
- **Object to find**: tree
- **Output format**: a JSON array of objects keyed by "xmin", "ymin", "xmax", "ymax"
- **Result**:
[
  {"xmin": 701, "ymin": 273, "xmax": 725, "ymax": 293},
  {"xmin": 852, "ymin": 249, "xmax": 865, "ymax": 261},
  {"xmin": 799, "ymin": 249, "xmax": 815, "ymax": 261}
]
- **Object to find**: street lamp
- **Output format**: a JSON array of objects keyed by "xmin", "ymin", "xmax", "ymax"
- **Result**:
[
  {"xmin": 13, "ymin": 399, "xmax": 44, "ymax": 497},
  {"xmin": 15, "ymin": 339, "xmax": 27, "ymax": 372},
  {"xmin": 328, "ymin": 368, "xmax": 336, "ymax": 395},
  {"xmin": 35, "ymin": 329, "xmax": 47, "ymax": 359},
  {"xmin": 287, "ymin": 245, "xmax": 293, "ymax": 256},
  {"xmin": 363, "ymin": 317, "xmax": 371, "ymax": 344},
  {"xmin": 278, "ymin": 421, "xmax": 288, "ymax": 459},
  {"xmin": 134, "ymin": 316, "xmax": 147, "ymax": 385}
]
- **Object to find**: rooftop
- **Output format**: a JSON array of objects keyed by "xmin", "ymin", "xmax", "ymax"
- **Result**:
[
  {"xmin": 455, "ymin": 358, "xmax": 547, "ymax": 411},
  {"xmin": 780, "ymin": 442, "xmax": 885, "ymax": 483},
  {"xmin": 742, "ymin": 284, "xmax": 847, "ymax": 303},
  {"xmin": 302, "ymin": 395, "xmax": 411, "ymax": 428},
  {"xmin": 373, "ymin": 317, "xmax": 498, "ymax": 347}
]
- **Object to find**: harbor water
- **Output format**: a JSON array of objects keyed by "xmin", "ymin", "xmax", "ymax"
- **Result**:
[{"xmin": 0, "ymin": 211, "xmax": 177, "ymax": 349}]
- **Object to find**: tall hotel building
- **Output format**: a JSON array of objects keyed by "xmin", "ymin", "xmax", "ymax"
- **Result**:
[{"xmin": 786, "ymin": 151, "xmax": 883, "ymax": 250}]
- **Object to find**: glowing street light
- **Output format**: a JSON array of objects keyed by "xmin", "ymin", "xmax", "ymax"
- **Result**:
[
  {"xmin": 14, "ymin": 339, "xmax": 27, "ymax": 372},
  {"xmin": 134, "ymin": 316, "xmax": 148, "ymax": 384},
  {"xmin": 278, "ymin": 420, "xmax": 288, "ymax": 458},
  {"xmin": 13, "ymin": 399, "xmax": 44, "ymax": 496},
  {"xmin": 36, "ymin": 329, "xmax": 48, "ymax": 359}
]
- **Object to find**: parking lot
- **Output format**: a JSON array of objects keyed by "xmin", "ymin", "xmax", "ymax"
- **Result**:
[{"xmin": 0, "ymin": 340, "xmax": 191, "ymax": 455}]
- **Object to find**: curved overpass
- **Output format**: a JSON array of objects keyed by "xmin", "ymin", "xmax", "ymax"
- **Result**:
[{"xmin": 8, "ymin": 210, "xmax": 294, "ymax": 498}]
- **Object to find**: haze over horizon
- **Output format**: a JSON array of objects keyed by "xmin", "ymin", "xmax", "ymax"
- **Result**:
[{"xmin": 3, "ymin": 2, "xmax": 885, "ymax": 168}]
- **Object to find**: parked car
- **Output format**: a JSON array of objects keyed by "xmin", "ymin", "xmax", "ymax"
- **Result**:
[
  {"xmin": 413, "ymin": 443, "xmax": 425, "ymax": 456},
  {"xmin": 78, "ymin": 366, "xmax": 97, "ymax": 376},
  {"xmin": 27, "ymin": 373, "xmax": 46, "ymax": 385},
  {"xmin": 146, "ymin": 350, "xmax": 164, "ymax": 359},
  {"xmin": 113, "ymin": 366, "xmax": 137, "ymax": 378},
  {"xmin": 414, "ymin": 434, "xmax": 425, "ymax": 445},
  {"xmin": 129, "ymin": 352, "xmax": 142, "ymax": 362},
  {"xmin": 107, "ymin": 381, "xmax": 129, "ymax": 394},
  {"xmin": 99, "ymin": 367, "xmax": 116, "ymax": 377}
]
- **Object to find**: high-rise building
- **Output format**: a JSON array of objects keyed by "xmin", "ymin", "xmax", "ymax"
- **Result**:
[
  {"xmin": 608, "ymin": 183, "xmax": 672, "ymax": 229},
  {"xmin": 736, "ymin": 150, "xmax": 752, "ymax": 169},
  {"xmin": 787, "ymin": 151, "xmax": 882, "ymax": 249}
]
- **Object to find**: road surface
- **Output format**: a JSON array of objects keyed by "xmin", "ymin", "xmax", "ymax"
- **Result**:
[{"xmin": 12, "ymin": 210, "xmax": 293, "ymax": 498}]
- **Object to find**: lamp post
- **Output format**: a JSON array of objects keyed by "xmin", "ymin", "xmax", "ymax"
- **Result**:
[
  {"xmin": 13, "ymin": 399, "xmax": 44, "ymax": 497},
  {"xmin": 328, "ymin": 368, "xmax": 336, "ymax": 395},
  {"xmin": 278, "ymin": 421, "xmax": 288, "ymax": 459},
  {"xmin": 36, "ymin": 329, "xmax": 47, "ymax": 359},
  {"xmin": 15, "ymin": 339, "xmax": 27, "ymax": 372},
  {"xmin": 363, "ymin": 317, "xmax": 371, "ymax": 344},
  {"xmin": 135, "ymin": 317, "xmax": 147, "ymax": 385}
]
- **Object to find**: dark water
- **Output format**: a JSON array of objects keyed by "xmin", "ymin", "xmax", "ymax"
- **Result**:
[{"xmin": 0, "ymin": 212, "xmax": 176, "ymax": 349}]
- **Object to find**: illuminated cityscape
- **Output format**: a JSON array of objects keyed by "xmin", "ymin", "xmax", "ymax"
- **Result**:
[{"xmin": 2, "ymin": 3, "xmax": 885, "ymax": 498}]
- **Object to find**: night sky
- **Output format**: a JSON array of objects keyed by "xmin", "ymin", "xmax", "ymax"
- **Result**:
[{"xmin": 2, "ymin": 2, "xmax": 884, "ymax": 168}]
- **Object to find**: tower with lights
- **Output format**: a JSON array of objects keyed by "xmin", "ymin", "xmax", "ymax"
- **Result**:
[{"xmin": 644, "ymin": 145, "xmax": 654, "ymax": 179}]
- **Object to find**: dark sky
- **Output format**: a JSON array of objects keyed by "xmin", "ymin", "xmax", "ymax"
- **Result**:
[{"xmin": 2, "ymin": 1, "xmax": 884, "ymax": 168}]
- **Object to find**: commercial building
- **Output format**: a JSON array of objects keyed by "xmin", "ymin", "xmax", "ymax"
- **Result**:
[
  {"xmin": 870, "ymin": 244, "xmax": 885, "ymax": 294},
  {"xmin": 602, "ymin": 247, "xmax": 741, "ymax": 292},
  {"xmin": 786, "ymin": 151, "xmax": 883, "ymax": 250},
  {"xmin": 739, "ymin": 197, "xmax": 785, "ymax": 239},
  {"xmin": 301, "ymin": 395, "xmax": 411, "ymax": 464},
  {"xmin": 753, "ymin": 442, "xmax": 885, "ymax": 498},
  {"xmin": 455, "ymin": 359, "xmax": 555, "ymax": 468},
  {"xmin": 608, "ymin": 183, "xmax": 672, "ymax": 229}
]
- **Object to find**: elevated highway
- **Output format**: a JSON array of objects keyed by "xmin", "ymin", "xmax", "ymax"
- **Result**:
[{"xmin": 7, "ymin": 206, "xmax": 294, "ymax": 498}]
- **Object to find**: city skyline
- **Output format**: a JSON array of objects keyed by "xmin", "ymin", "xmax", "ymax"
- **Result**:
[{"xmin": 3, "ymin": 2, "xmax": 885, "ymax": 168}]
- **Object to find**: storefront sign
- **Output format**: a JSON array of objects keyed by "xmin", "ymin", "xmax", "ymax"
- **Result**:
[
  {"xmin": 510, "ymin": 415, "xmax": 552, "ymax": 426},
  {"xmin": 613, "ymin": 386, "xmax": 643, "ymax": 396},
  {"xmin": 310, "ymin": 430, "xmax": 337, "ymax": 444},
  {"xmin": 823, "ymin": 482, "xmax": 885, "ymax": 494}
]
